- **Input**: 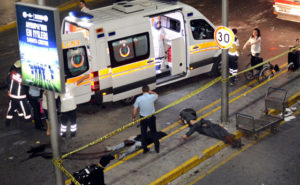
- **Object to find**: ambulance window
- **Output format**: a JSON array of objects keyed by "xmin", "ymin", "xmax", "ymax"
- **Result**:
[
  {"xmin": 161, "ymin": 16, "xmax": 180, "ymax": 33},
  {"xmin": 64, "ymin": 21, "xmax": 89, "ymax": 40},
  {"xmin": 63, "ymin": 46, "xmax": 89, "ymax": 78},
  {"xmin": 190, "ymin": 19, "xmax": 214, "ymax": 40},
  {"xmin": 108, "ymin": 33, "xmax": 150, "ymax": 67}
]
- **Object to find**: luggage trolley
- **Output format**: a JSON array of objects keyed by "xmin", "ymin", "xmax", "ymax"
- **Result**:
[{"xmin": 236, "ymin": 87, "xmax": 288, "ymax": 139}]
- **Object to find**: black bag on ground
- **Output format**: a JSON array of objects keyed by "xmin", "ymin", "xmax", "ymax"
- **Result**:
[
  {"xmin": 72, "ymin": 164, "xmax": 104, "ymax": 185},
  {"xmin": 288, "ymin": 39, "xmax": 300, "ymax": 71},
  {"xmin": 179, "ymin": 108, "xmax": 197, "ymax": 123},
  {"xmin": 251, "ymin": 56, "xmax": 263, "ymax": 70}
]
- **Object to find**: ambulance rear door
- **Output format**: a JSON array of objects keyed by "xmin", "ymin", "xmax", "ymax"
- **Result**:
[
  {"xmin": 62, "ymin": 32, "xmax": 91, "ymax": 104},
  {"xmin": 107, "ymin": 26, "xmax": 156, "ymax": 102}
]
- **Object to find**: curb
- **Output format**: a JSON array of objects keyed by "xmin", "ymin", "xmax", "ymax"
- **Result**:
[
  {"xmin": 0, "ymin": 22, "xmax": 17, "ymax": 33},
  {"xmin": 150, "ymin": 91, "xmax": 300, "ymax": 185}
]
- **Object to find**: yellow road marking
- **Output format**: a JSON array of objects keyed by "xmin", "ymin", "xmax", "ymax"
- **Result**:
[
  {"xmin": 188, "ymin": 109, "xmax": 300, "ymax": 185},
  {"xmin": 0, "ymin": 22, "xmax": 16, "ymax": 32}
]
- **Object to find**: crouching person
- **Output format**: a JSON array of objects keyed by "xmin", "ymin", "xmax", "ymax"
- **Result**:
[
  {"xmin": 72, "ymin": 154, "xmax": 115, "ymax": 185},
  {"xmin": 180, "ymin": 108, "xmax": 242, "ymax": 148}
]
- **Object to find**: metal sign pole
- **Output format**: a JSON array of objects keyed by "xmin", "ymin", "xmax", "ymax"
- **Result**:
[
  {"xmin": 36, "ymin": 1, "xmax": 63, "ymax": 184},
  {"xmin": 221, "ymin": 0, "xmax": 229, "ymax": 124},
  {"xmin": 47, "ymin": 92, "xmax": 64, "ymax": 185}
]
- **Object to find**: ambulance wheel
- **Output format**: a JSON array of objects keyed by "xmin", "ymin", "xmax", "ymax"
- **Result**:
[
  {"xmin": 209, "ymin": 57, "xmax": 221, "ymax": 76},
  {"xmin": 121, "ymin": 96, "xmax": 135, "ymax": 105},
  {"xmin": 93, "ymin": 92, "xmax": 103, "ymax": 105}
]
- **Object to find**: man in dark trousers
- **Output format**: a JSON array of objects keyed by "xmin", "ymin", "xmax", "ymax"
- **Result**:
[
  {"xmin": 132, "ymin": 85, "xmax": 160, "ymax": 153},
  {"xmin": 5, "ymin": 60, "xmax": 32, "ymax": 126}
]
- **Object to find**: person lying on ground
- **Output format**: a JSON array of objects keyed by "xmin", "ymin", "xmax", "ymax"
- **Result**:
[
  {"xmin": 106, "ymin": 131, "xmax": 167, "ymax": 159},
  {"xmin": 180, "ymin": 108, "xmax": 242, "ymax": 148}
]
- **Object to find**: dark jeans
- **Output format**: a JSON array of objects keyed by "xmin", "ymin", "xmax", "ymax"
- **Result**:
[
  {"xmin": 28, "ymin": 95, "xmax": 42, "ymax": 128},
  {"xmin": 140, "ymin": 116, "xmax": 160, "ymax": 152},
  {"xmin": 229, "ymin": 55, "xmax": 238, "ymax": 83},
  {"xmin": 61, "ymin": 110, "xmax": 77, "ymax": 133}
]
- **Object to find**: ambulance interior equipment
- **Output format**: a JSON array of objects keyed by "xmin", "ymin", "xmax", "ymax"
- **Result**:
[{"xmin": 61, "ymin": 0, "xmax": 221, "ymax": 105}]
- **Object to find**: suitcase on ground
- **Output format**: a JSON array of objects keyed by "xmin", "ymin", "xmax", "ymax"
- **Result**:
[
  {"xmin": 288, "ymin": 39, "xmax": 300, "ymax": 71},
  {"xmin": 71, "ymin": 164, "xmax": 104, "ymax": 185}
]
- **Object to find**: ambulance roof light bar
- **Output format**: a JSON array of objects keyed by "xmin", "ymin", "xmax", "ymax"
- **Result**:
[{"xmin": 68, "ymin": 11, "xmax": 94, "ymax": 22}]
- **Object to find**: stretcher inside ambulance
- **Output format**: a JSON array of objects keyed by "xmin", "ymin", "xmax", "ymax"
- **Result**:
[{"xmin": 61, "ymin": 0, "xmax": 221, "ymax": 105}]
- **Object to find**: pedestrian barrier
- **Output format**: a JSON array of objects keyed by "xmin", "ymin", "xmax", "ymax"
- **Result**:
[{"xmin": 53, "ymin": 46, "xmax": 299, "ymax": 185}]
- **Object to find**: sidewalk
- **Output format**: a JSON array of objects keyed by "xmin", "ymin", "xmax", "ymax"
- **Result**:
[{"xmin": 101, "ymin": 69, "xmax": 300, "ymax": 185}]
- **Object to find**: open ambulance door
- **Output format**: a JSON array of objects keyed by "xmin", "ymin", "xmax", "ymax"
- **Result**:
[
  {"xmin": 62, "ymin": 32, "xmax": 92, "ymax": 104},
  {"xmin": 170, "ymin": 37, "xmax": 186, "ymax": 76},
  {"xmin": 150, "ymin": 11, "xmax": 187, "ymax": 81},
  {"xmin": 108, "ymin": 32, "xmax": 156, "ymax": 102}
]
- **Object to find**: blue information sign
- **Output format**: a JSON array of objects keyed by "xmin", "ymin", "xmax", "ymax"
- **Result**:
[{"xmin": 15, "ymin": 3, "xmax": 65, "ymax": 93}]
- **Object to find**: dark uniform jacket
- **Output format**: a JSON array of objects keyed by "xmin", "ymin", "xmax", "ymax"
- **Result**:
[{"xmin": 8, "ymin": 68, "xmax": 27, "ymax": 99}]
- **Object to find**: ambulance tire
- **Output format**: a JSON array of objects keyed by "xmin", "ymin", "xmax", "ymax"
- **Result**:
[
  {"xmin": 208, "ymin": 57, "xmax": 221, "ymax": 77},
  {"xmin": 93, "ymin": 92, "xmax": 103, "ymax": 106},
  {"xmin": 121, "ymin": 96, "xmax": 136, "ymax": 106}
]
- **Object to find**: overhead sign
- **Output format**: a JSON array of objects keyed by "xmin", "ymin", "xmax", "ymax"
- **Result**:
[
  {"xmin": 214, "ymin": 26, "xmax": 234, "ymax": 49},
  {"xmin": 15, "ymin": 2, "xmax": 65, "ymax": 93}
]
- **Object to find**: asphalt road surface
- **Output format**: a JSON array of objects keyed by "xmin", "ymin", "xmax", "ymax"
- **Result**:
[{"xmin": 0, "ymin": 0, "xmax": 299, "ymax": 185}]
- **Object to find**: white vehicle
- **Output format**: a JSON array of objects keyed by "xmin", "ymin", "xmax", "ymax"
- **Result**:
[
  {"xmin": 273, "ymin": 0, "xmax": 300, "ymax": 23},
  {"xmin": 61, "ymin": 0, "xmax": 221, "ymax": 105}
]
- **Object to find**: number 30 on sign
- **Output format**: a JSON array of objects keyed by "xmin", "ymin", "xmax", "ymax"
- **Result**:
[{"xmin": 214, "ymin": 26, "xmax": 234, "ymax": 49}]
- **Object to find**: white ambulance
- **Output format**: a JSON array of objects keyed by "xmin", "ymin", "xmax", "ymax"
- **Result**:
[{"xmin": 61, "ymin": 0, "xmax": 221, "ymax": 105}]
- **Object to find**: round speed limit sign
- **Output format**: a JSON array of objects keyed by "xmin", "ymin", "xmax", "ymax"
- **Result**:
[{"xmin": 214, "ymin": 26, "xmax": 234, "ymax": 49}]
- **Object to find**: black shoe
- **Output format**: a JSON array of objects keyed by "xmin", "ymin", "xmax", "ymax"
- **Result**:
[
  {"xmin": 143, "ymin": 148, "xmax": 149, "ymax": 154},
  {"xmin": 71, "ymin": 132, "xmax": 76, "ymax": 137},
  {"xmin": 61, "ymin": 132, "xmax": 66, "ymax": 138},
  {"xmin": 155, "ymin": 148, "xmax": 160, "ymax": 153},
  {"xmin": 155, "ymin": 144, "xmax": 160, "ymax": 153}
]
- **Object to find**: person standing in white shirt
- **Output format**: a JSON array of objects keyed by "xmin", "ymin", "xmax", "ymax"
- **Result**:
[
  {"xmin": 79, "ymin": 0, "xmax": 90, "ymax": 13},
  {"xmin": 59, "ymin": 74, "xmax": 89, "ymax": 137},
  {"xmin": 152, "ymin": 20, "xmax": 166, "ymax": 73},
  {"xmin": 243, "ymin": 28, "xmax": 261, "ymax": 57}
]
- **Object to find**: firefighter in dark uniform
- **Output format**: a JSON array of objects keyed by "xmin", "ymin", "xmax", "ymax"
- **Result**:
[{"xmin": 5, "ymin": 60, "xmax": 32, "ymax": 126}]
